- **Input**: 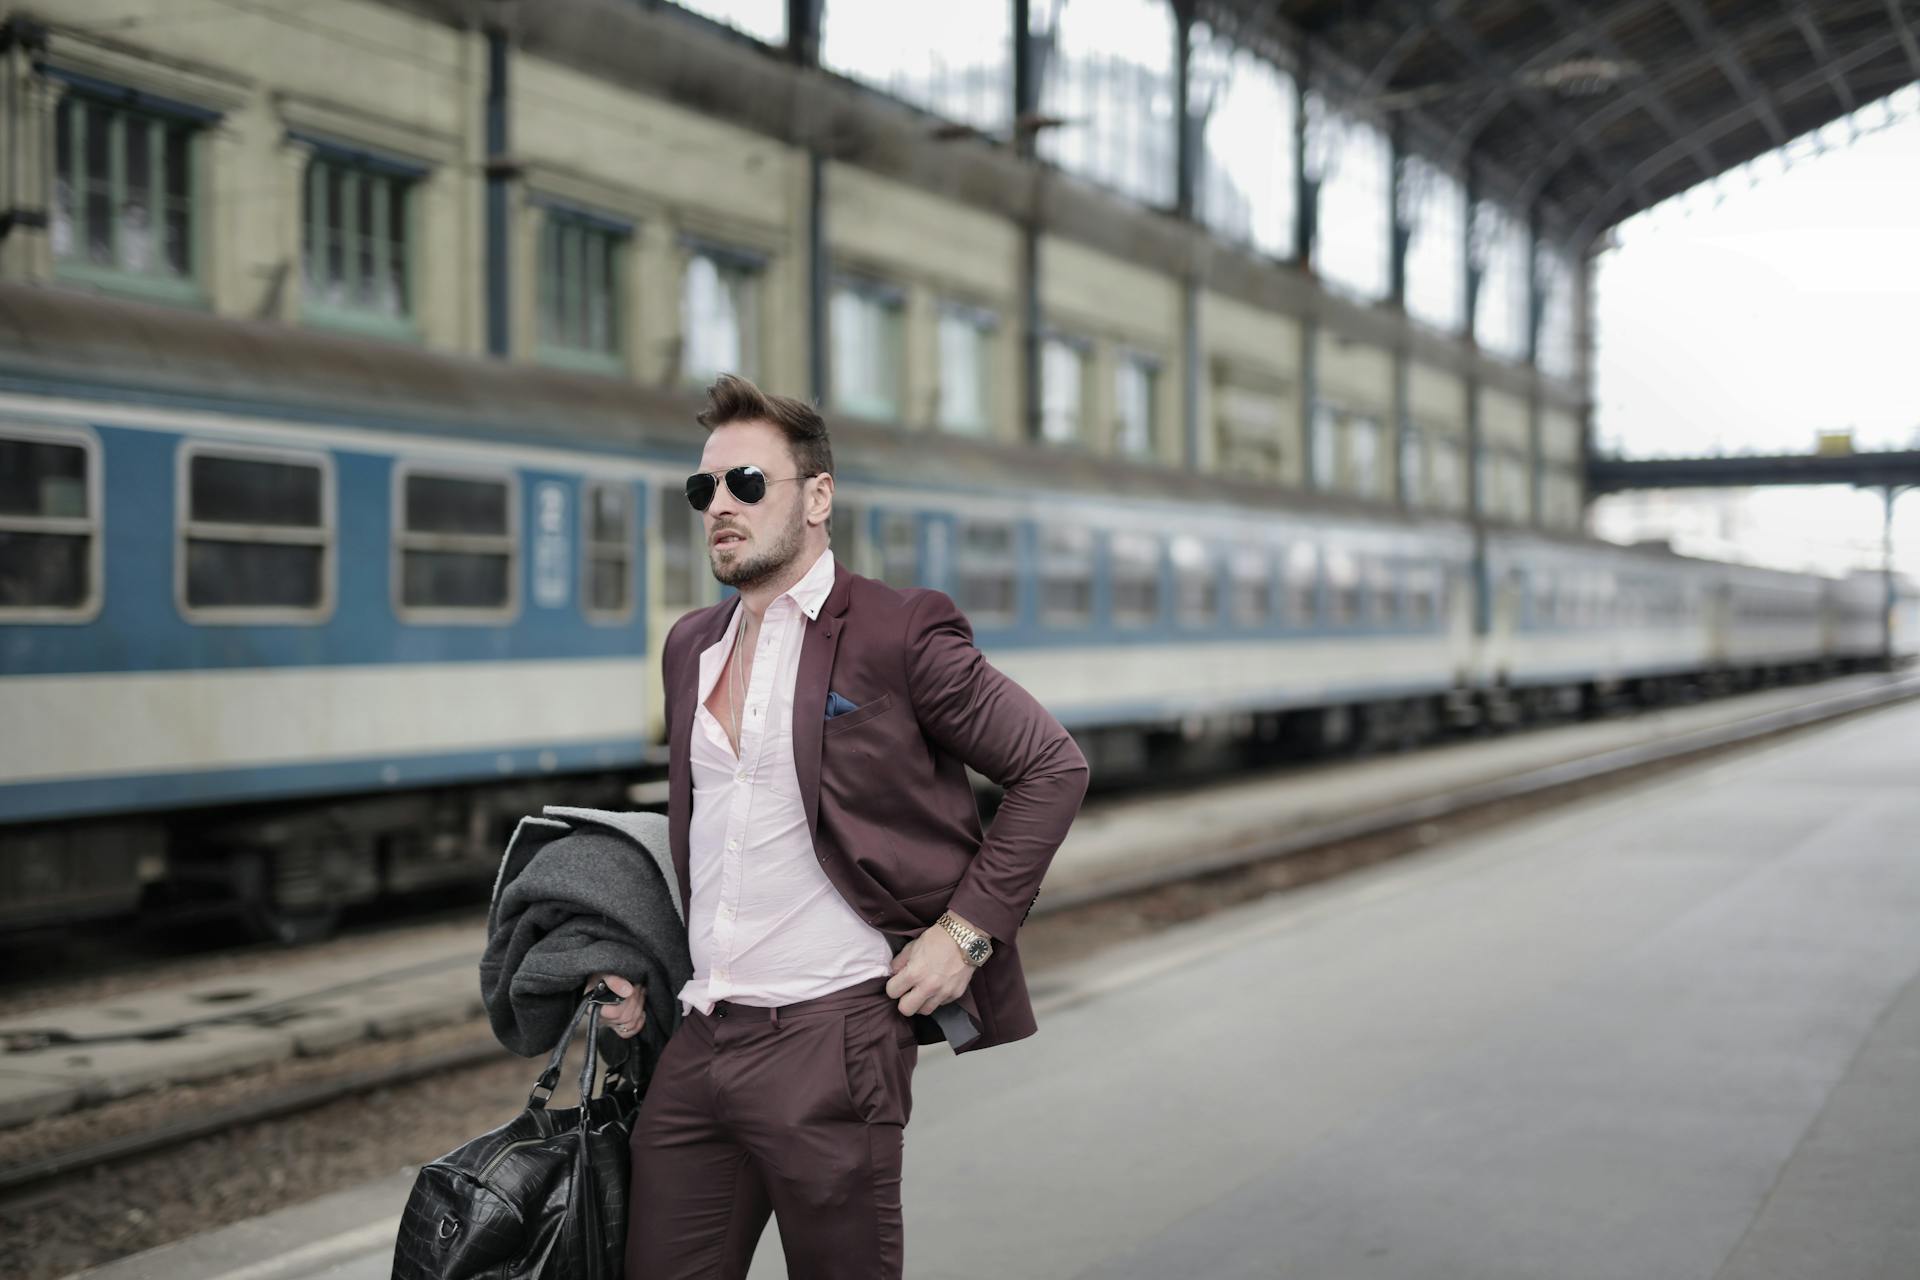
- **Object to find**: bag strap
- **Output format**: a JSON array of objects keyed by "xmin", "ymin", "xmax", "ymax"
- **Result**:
[{"xmin": 528, "ymin": 983, "xmax": 620, "ymax": 1112}]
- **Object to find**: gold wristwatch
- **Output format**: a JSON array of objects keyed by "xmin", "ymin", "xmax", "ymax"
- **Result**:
[{"xmin": 937, "ymin": 911, "xmax": 993, "ymax": 967}]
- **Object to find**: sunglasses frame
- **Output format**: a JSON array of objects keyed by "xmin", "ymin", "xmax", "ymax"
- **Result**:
[{"xmin": 684, "ymin": 465, "xmax": 818, "ymax": 512}]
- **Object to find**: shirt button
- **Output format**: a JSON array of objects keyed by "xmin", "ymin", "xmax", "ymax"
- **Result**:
[
  {"xmin": 735, "ymin": 772, "xmax": 745, "ymax": 782},
  {"xmin": 727, "ymin": 839, "xmax": 739, "ymax": 850}
]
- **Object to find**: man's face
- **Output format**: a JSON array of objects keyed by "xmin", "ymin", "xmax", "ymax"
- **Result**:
[{"xmin": 697, "ymin": 420, "xmax": 810, "ymax": 590}]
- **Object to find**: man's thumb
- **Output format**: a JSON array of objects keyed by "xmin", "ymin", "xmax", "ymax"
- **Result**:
[{"xmin": 603, "ymin": 974, "xmax": 633, "ymax": 997}]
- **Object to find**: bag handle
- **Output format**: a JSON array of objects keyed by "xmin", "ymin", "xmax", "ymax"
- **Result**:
[{"xmin": 528, "ymin": 982, "xmax": 620, "ymax": 1113}]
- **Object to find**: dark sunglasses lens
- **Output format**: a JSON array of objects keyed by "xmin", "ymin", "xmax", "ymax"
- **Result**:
[
  {"xmin": 685, "ymin": 473, "xmax": 717, "ymax": 511},
  {"xmin": 726, "ymin": 466, "xmax": 768, "ymax": 504}
]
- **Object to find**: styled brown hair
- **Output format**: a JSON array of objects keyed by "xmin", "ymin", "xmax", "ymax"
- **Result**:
[{"xmin": 697, "ymin": 373, "xmax": 834, "ymax": 480}]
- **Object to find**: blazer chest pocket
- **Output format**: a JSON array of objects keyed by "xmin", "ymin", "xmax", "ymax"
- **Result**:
[{"xmin": 823, "ymin": 692, "xmax": 895, "ymax": 737}]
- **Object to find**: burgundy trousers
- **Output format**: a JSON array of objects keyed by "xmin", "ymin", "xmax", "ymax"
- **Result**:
[{"xmin": 625, "ymin": 977, "xmax": 920, "ymax": 1279}]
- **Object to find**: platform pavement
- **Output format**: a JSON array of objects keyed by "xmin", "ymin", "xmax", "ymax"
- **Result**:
[
  {"xmin": 60, "ymin": 691, "xmax": 1920, "ymax": 1279},
  {"xmin": 6, "ymin": 674, "xmax": 1912, "ymax": 1134}
]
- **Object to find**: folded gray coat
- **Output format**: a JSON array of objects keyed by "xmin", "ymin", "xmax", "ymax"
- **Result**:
[{"xmin": 479, "ymin": 806, "xmax": 691, "ymax": 1076}]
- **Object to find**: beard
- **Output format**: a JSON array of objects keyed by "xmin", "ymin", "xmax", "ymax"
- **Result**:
[{"xmin": 709, "ymin": 500, "xmax": 806, "ymax": 590}]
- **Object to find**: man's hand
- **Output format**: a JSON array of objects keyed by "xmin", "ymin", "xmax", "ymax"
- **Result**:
[
  {"xmin": 587, "ymin": 972, "xmax": 646, "ymax": 1038},
  {"xmin": 884, "ymin": 918, "xmax": 981, "ymax": 1018}
]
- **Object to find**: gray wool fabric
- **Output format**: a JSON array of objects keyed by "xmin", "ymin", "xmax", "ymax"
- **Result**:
[{"xmin": 479, "ymin": 808, "xmax": 691, "ymax": 1071}]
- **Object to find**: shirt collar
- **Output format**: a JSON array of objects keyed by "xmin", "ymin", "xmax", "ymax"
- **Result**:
[{"xmin": 784, "ymin": 546, "xmax": 836, "ymax": 621}]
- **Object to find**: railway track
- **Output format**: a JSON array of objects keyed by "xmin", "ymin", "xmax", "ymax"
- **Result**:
[{"xmin": 4, "ymin": 671, "xmax": 1917, "ymax": 1216}]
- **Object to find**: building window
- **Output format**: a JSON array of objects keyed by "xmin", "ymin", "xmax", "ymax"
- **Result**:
[
  {"xmin": 937, "ymin": 304, "xmax": 994, "ymax": 435},
  {"xmin": 584, "ymin": 481, "xmax": 633, "ymax": 619},
  {"xmin": 0, "ymin": 429, "xmax": 98, "ymax": 618},
  {"xmin": 397, "ymin": 469, "xmax": 516, "ymax": 617},
  {"xmin": 1311, "ymin": 99, "xmax": 1392, "ymax": 302},
  {"xmin": 1114, "ymin": 355, "xmax": 1158, "ymax": 459},
  {"xmin": 1349, "ymin": 416, "xmax": 1381, "ymax": 497},
  {"xmin": 823, "ymin": 0, "xmax": 1011, "ymax": 134},
  {"xmin": 1171, "ymin": 535, "xmax": 1218, "ymax": 628},
  {"xmin": 878, "ymin": 511, "xmax": 920, "ymax": 588},
  {"xmin": 1402, "ymin": 155, "xmax": 1466, "ymax": 333},
  {"xmin": 955, "ymin": 520, "xmax": 1017, "ymax": 624},
  {"xmin": 180, "ymin": 447, "xmax": 330, "ymax": 618},
  {"xmin": 1309, "ymin": 402, "xmax": 1338, "ymax": 491},
  {"xmin": 1400, "ymin": 428, "xmax": 1426, "ymax": 506},
  {"xmin": 1110, "ymin": 530, "xmax": 1161, "ymax": 627},
  {"xmin": 303, "ymin": 150, "xmax": 416, "ymax": 333},
  {"xmin": 1040, "ymin": 524, "xmax": 1094, "ymax": 628},
  {"xmin": 539, "ymin": 210, "xmax": 625, "ymax": 370},
  {"xmin": 1040, "ymin": 337, "xmax": 1086, "ymax": 446},
  {"xmin": 1230, "ymin": 545, "xmax": 1271, "ymax": 626},
  {"xmin": 1035, "ymin": 0, "xmax": 1177, "ymax": 208},
  {"xmin": 831, "ymin": 278, "xmax": 906, "ymax": 420},
  {"xmin": 1432, "ymin": 437, "xmax": 1465, "ymax": 512},
  {"xmin": 683, "ymin": 246, "xmax": 762, "ymax": 383},
  {"xmin": 1285, "ymin": 542, "xmax": 1318, "ymax": 624},
  {"xmin": 1193, "ymin": 25, "xmax": 1297, "ymax": 259},
  {"xmin": 668, "ymin": 0, "xmax": 786, "ymax": 43},
  {"xmin": 52, "ymin": 93, "xmax": 198, "ymax": 300}
]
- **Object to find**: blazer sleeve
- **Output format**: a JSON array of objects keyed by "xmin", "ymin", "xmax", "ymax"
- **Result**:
[{"xmin": 902, "ymin": 589, "xmax": 1090, "ymax": 943}]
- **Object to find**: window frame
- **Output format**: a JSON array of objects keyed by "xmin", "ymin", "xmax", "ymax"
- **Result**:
[
  {"xmin": 680, "ymin": 238, "xmax": 768, "ymax": 385},
  {"xmin": 953, "ymin": 517, "xmax": 1020, "ymax": 628},
  {"xmin": 1109, "ymin": 529, "xmax": 1164, "ymax": 629},
  {"xmin": 582, "ymin": 478, "xmax": 637, "ymax": 625},
  {"xmin": 0, "ymin": 421, "xmax": 105, "ymax": 624},
  {"xmin": 829, "ymin": 274, "xmax": 908, "ymax": 422},
  {"xmin": 299, "ymin": 137, "xmax": 426, "ymax": 339},
  {"xmin": 935, "ymin": 300, "xmax": 997, "ymax": 436},
  {"xmin": 536, "ymin": 202, "xmax": 631, "ymax": 375},
  {"xmin": 1114, "ymin": 352, "xmax": 1161, "ymax": 460},
  {"xmin": 174, "ymin": 441, "xmax": 335, "ymax": 625},
  {"xmin": 391, "ymin": 462, "xmax": 521, "ymax": 625},
  {"xmin": 52, "ymin": 85, "xmax": 207, "ymax": 305},
  {"xmin": 1039, "ymin": 333, "xmax": 1091, "ymax": 448},
  {"xmin": 1038, "ymin": 522, "xmax": 1096, "ymax": 630},
  {"xmin": 878, "ymin": 510, "xmax": 920, "ymax": 589},
  {"xmin": 1170, "ymin": 534, "xmax": 1220, "ymax": 629},
  {"xmin": 1229, "ymin": 544, "xmax": 1273, "ymax": 628}
]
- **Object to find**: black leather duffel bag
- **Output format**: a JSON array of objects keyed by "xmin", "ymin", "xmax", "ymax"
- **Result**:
[{"xmin": 392, "ymin": 984, "xmax": 640, "ymax": 1279}]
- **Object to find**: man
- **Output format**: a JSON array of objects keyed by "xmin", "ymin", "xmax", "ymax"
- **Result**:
[{"xmin": 593, "ymin": 373, "xmax": 1089, "ymax": 1279}]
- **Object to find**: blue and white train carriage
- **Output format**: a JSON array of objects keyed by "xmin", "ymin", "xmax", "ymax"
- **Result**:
[{"xmin": 0, "ymin": 283, "xmax": 1905, "ymax": 938}]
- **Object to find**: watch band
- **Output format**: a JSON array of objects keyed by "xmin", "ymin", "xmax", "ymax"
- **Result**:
[{"xmin": 937, "ymin": 911, "xmax": 993, "ymax": 967}]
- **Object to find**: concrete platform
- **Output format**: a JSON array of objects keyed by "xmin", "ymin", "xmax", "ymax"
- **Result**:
[{"xmin": 59, "ymin": 693, "xmax": 1920, "ymax": 1279}]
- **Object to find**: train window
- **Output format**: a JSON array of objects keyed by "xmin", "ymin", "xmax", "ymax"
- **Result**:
[
  {"xmin": 1229, "ymin": 546, "xmax": 1271, "ymax": 626},
  {"xmin": 956, "ymin": 520, "xmax": 1018, "ymax": 625},
  {"xmin": 1325, "ymin": 550, "xmax": 1360, "ymax": 625},
  {"xmin": 1405, "ymin": 565, "xmax": 1439, "ymax": 626},
  {"xmin": 1110, "ymin": 531, "xmax": 1162, "ymax": 627},
  {"xmin": 1040, "ymin": 524, "xmax": 1094, "ymax": 628},
  {"xmin": 583, "ymin": 481, "xmax": 633, "ymax": 619},
  {"xmin": 397, "ymin": 467, "xmax": 516, "ymax": 617},
  {"xmin": 0, "ymin": 428, "xmax": 99, "ymax": 618},
  {"xmin": 657, "ymin": 482, "xmax": 703, "ymax": 610},
  {"xmin": 1284, "ymin": 543, "xmax": 1318, "ymax": 625},
  {"xmin": 1366, "ymin": 559, "xmax": 1397, "ymax": 622},
  {"xmin": 179, "ymin": 446, "xmax": 331, "ymax": 619},
  {"xmin": 1171, "ymin": 535, "xmax": 1219, "ymax": 628},
  {"xmin": 879, "ymin": 512, "xmax": 919, "ymax": 588}
]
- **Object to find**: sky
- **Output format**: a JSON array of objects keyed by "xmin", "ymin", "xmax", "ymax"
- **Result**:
[{"xmin": 1591, "ymin": 84, "xmax": 1920, "ymax": 576}]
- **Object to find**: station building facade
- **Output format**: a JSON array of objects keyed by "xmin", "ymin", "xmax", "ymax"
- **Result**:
[{"xmin": 0, "ymin": 0, "xmax": 1591, "ymax": 535}]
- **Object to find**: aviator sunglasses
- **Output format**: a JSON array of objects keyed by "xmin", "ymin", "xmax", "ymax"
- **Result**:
[{"xmin": 684, "ymin": 465, "xmax": 817, "ymax": 512}]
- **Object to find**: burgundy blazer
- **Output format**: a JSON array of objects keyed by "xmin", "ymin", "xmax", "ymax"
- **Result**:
[{"xmin": 661, "ymin": 559, "xmax": 1090, "ymax": 1053}]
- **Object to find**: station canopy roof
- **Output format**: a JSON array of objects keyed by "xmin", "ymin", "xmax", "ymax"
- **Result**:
[{"xmin": 1204, "ymin": 0, "xmax": 1920, "ymax": 238}]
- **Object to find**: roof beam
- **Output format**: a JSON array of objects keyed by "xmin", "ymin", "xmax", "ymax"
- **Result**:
[
  {"xmin": 1666, "ymin": 0, "xmax": 1791, "ymax": 147},
  {"xmin": 1576, "ymin": 28, "xmax": 1906, "ymax": 242},
  {"xmin": 1891, "ymin": 0, "xmax": 1920, "ymax": 78},
  {"xmin": 1398, "ymin": 3, "xmax": 1658, "ymax": 210},
  {"xmin": 1534, "ymin": 0, "xmax": 1718, "ymax": 180},
  {"xmin": 1517, "ymin": 6, "xmax": 1817, "ymax": 205},
  {"xmin": 1788, "ymin": 0, "xmax": 1860, "ymax": 115}
]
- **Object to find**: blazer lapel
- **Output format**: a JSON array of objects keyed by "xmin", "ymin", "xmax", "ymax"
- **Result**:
[
  {"xmin": 794, "ymin": 562, "xmax": 855, "ymax": 841},
  {"xmin": 668, "ymin": 597, "xmax": 738, "ymax": 906}
]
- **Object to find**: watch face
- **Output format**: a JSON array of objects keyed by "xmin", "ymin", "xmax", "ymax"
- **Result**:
[{"xmin": 965, "ymin": 937, "xmax": 991, "ymax": 963}]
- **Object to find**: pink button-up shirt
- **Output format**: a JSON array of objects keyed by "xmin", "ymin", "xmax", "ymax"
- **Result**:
[{"xmin": 677, "ymin": 547, "xmax": 893, "ymax": 1015}]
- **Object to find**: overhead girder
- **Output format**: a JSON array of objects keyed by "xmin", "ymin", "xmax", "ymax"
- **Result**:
[
  {"xmin": 1575, "ymin": 27, "xmax": 1908, "ymax": 243},
  {"xmin": 1654, "ymin": 0, "xmax": 1791, "ymax": 147},
  {"xmin": 1516, "ymin": 6, "xmax": 1826, "ymax": 206},
  {"xmin": 1889, "ymin": 0, "xmax": 1920, "ymax": 78},
  {"xmin": 1788, "ymin": 0, "xmax": 1860, "ymax": 115}
]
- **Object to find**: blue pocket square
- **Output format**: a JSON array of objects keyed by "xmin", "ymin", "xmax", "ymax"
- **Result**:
[{"xmin": 824, "ymin": 691, "xmax": 860, "ymax": 720}]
